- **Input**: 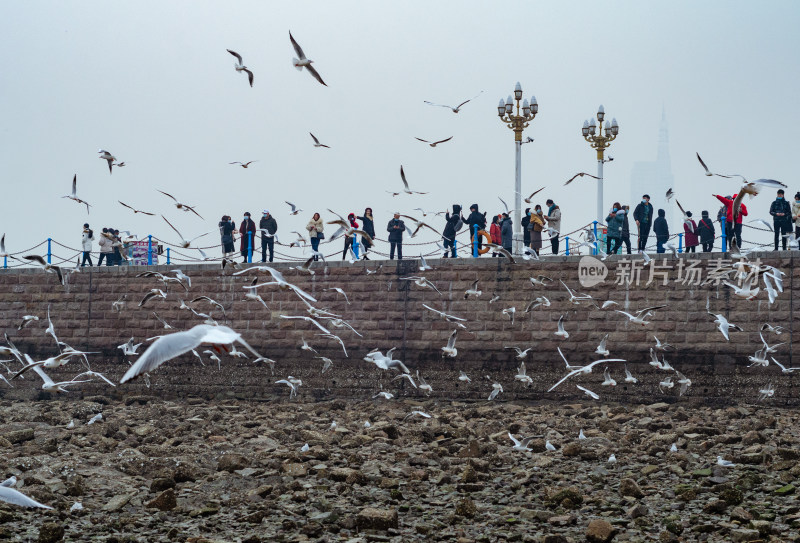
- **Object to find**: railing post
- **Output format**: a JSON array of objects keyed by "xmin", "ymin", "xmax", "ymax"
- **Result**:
[
  {"xmin": 677, "ymin": 233, "xmax": 683, "ymax": 253},
  {"xmin": 247, "ymin": 231, "xmax": 253, "ymax": 263},
  {"xmin": 453, "ymin": 239, "xmax": 458, "ymax": 258},
  {"xmin": 472, "ymin": 225, "xmax": 478, "ymax": 258},
  {"xmin": 592, "ymin": 220, "xmax": 599, "ymax": 256},
  {"xmin": 166, "ymin": 247, "xmax": 171, "ymax": 265},
  {"xmin": 47, "ymin": 238, "xmax": 52, "ymax": 264},
  {"xmin": 353, "ymin": 236, "xmax": 359, "ymax": 259},
  {"xmin": 3, "ymin": 256, "xmax": 6, "ymax": 269},
  {"xmin": 720, "ymin": 215, "xmax": 727, "ymax": 253},
  {"xmin": 147, "ymin": 235, "xmax": 153, "ymax": 265},
  {"xmin": 565, "ymin": 236, "xmax": 570, "ymax": 256}
]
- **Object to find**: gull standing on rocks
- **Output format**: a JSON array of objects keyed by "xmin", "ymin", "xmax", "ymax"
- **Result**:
[
  {"xmin": 545, "ymin": 440, "xmax": 557, "ymax": 452},
  {"xmin": 290, "ymin": 31, "xmax": 327, "ymax": 86},
  {"xmin": 716, "ymin": 456, "xmax": 736, "ymax": 468},
  {"xmin": 226, "ymin": 49, "xmax": 254, "ymax": 87},
  {"xmin": 578, "ymin": 429, "xmax": 587, "ymax": 440}
]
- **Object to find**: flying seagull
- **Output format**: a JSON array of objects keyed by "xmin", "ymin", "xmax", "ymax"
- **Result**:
[
  {"xmin": 226, "ymin": 49, "xmax": 254, "ymax": 87},
  {"xmin": 162, "ymin": 216, "xmax": 210, "ymax": 249},
  {"xmin": 309, "ymin": 133, "xmax": 330, "ymax": 148},
  {"xmin": 564, "ymin": 172, "xmax": 600, "ymax": 186},
  {"xmin": 423, "ymin": 91, "xmax": 483, "ymax": 113},
  {"xmin": 98, "ymin": 149, "xmax": 116, "ymax": 174},
  {"xmin": 286, "ymin": 201, "xmax": 303, "ymax": 215},
  {"xmin": 119, "ymin": 201, "xmax": 154, "ymax": 216},
  {"xmin": 415, "ymin": 136, "xmax": 453, "ymax": 148},
  {"xmin": 523, "ymin": 187, "xmax": 546, "ymax": 204},
  {"xmin": 399, "ymin": 166, "xmax": 428, "ymax": 195},
  {"xmin": 290, "ymin": 31, "xmax": 327, "ymax": 86},
  {"xmin": 157, "ymin": 190, "xmax": 203, "ymax": 219},
  {"xmin": 229, "ymin": 161, "xmax": 257, "ymax": 168},
  {"xmin": 62, "ymin": 175, "xmax": 91, "ymax": 213}
]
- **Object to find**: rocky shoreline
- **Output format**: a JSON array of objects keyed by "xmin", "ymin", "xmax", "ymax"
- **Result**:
[{"xmin": 1, "ymin": 397, "xmax": 799, "ymax": 542}]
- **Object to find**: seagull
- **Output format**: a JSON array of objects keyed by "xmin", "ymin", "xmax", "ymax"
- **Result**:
[
  {"xmin": 716, "ymin": 456, "xmax": 736, "ymax": 468},
  {"xmin": 771, "ymin": 357, "xmax": 800, "ymax": 374},
  {"xmin": 422, "ymin": 304, "xmax": 467, "ymax": 328},
  {"xmin": 0, "ymin": 234, "xmax": 8, "ymax": 259},
  {"xmin": 760, "ymin": 332, "xmax": 785, "ymax": 354},
  {"xmin": 119, "ymin": 201, "xmax": 154, "ymax": 216},
  {"xmin": 506, "ymin": 346, "xmax": 532, "ymax": 360},
  {"xmin": 608, "ymin": 454, "xmax": 617, "ymax": 464},
  {"xmin": 441, "ymin": 329, "xmax": 458, "ymax": 358},
  {"xmin": 289, "ymin": 255, "xmax": 316, "ymax": 276},
  {"xmin": 665, "ymin": 188, "xmax": 674, "ymax": 201},
  {"xmin": 416, "ymin": 371, "xmax": 433, "ymax": 395},
  {"xmin": 615, "ymin": 310, "xmax": 653, "ymax": 326},
  {"xmin": 578, "ymin": 429, "xmax": 586, "ymax": 440},
  {"xmin": 670, "ymin": 443, "xmax": 678, "ymax": 453},
  {"xmin": 310, "ymin": 132, "xmax": 330, "ymax": 148},
  {"xmin": 120, "ymin": 324, "xmax": 263, "ymax": 383},
  {"xmin": 659, "ymin": 376, "xmax": 674, "ymax": 393},
  {"xmin": 0, "ymin": 484, "xmax": 53, "ymax": 509},
  {"xmin": 373, "ymin": 390, "xmax": 394, "ymax": 400},
  {"xmin": 484, "ymin": 243, "xmax": 516, "ymax": 263},
  {"xmin": 758, "ymin": 382, "xmax": 775, "ymax": 401},
  {"xmin": 315, "ymin": 356, "xmax": 333, "ymax": 374},
  {"xmin": 29, "ymin": 364, "xmax": 90, "ymax": 393},
  {"xmin": 554, "ymin": 316, "xmax": 569, "ymax": 339},
  {"xmin": 152, "ymin": 311, "xmax": 173, "ymax": 330},
  {"xmin": 749, "ymin": 218, "xmax": 773, "ymax": 232},
  {"xmin": 229, "ymin": 161, "xmax": 257, "ymax": 168},
  {"xmin": 139, "ymin": 289, "xmax": 167, "ymax": 308},
  {"xmin": 290, "ymin": 31, "xmax": 327, "ymax": 86},
  {"xmin": 62, "ymin": 174, "xmax": 91, "ymax": 213},
  {"xmin": 601, "ymin": 367, "xmax": 616, "ymax": 386},
  {"xmin": 226, "ymin": 49, "xmax": 254, "ymax": 87},
  {"xmin": 548, "ymin": 358, "xmax": 628, "ymax": 392},
  {"xmin": 525, "ymin": 296, "xmax": 550, "ymax": 312},
  {"xmin": 515, "ymin": 362, "xmax": 533, "ymax": 385},
  {"xmin": 508, "ymin": 432, "xmax": 536, "ymax": 452},
  {"xmin": 1, "ymin": 477, "xmax": 16, "ymax": 488},
  {"xmin": 577, "ymin": 384, "xmax": 600, "ymax": 400},
  {"xmin": 557, "ymin": 348, "xmax": 584, "ymax": 372},
  {"xmin": 523, "ymin": 187, "xmax": 546, "ymax": 204},
  {"xmin": 398, "ymin": 165, "xmax": 428, "ymax": 195},
  {"xmin": 488, "ymin": 382, "xmax": 503, "ymax": 400},
  {"xmin": 675, "ymin": 371, "xmax": 692, "ymax": 396},
  {"xmin": 98, "ymin": 149, "xmax": 116, "ymax": 174},
  {"xmin": 87, "ymin": 413, "xmax": 103, "ymax": 425},
  {"xmin": 696, "ymin": 153, "xmax": 787, "ymax": 198},
  {"xmin": 281, "ymin": 315, "xmax": 331, "ymax": 335},
  {"xmin": 563, "ymin": 172, "xmax": 601, "ymax": 186},
  {"xmin": 653, "ymin": 336, "xmax": 672, "ymax": 352},
  {"xmin": 22, "ymin": 255, "xmax": 64, "ymax": 285},
  {"xmin": 392, "ymin": 372, "xmax": 417, "ymax": 388},
  {"xmin": 502, "ymin": 307, "xmax": 516, "ymax": 324},
  {"xmin": 118, "ymin": 337, "xmax": 142, "ymax": 356},
  {"xmin": 458, "ymin": 371, "xmax": 471, "ymax": 383},
  {"xmin": 423, "ymin": 91, "xmax": 483, "ymax": 113},
  {"xmin": 489, "ymin": 293, "xmax": 500, "ymax": 304},
  {"xmin": 559, "ymin": 280, "xmax": 593, "ymax": 305},
  {"xmin": 16, "ymin": 315, "xmax": 39, "ymax": 331},
  {"xmin": 157, "ymin": 190, "xmax": 203, "ymax": 219},
  {"xmin": 285, "ymin": 201, "xmax": 303, "ymax": 216},
  {"xmin": 709, "ymin": 312, "xmax": 743, "ymax": 341},
  {"xmin": 275, "ymin": 378, "xmax": 301, "ymax": 399},
  {"xmin": 400, "ymin": 276, "xmax": 442, "ymax": 295},
  {"xmin": 162, "ymin": 216, "xmax": 209, "ymax": 249},
  {"xmin": 624, "ymin": 365, "xmax": 638, "ymax": 384},
  {"xmin": 530, "ymin": 275, "xmax": 552, "ymax": 287},
  {"xmin": 415, "ymin": 136, "xmax": 453, "ymax": 147},
  {"xmin": 240, "ymin": 266, "xmax": 317, "ymax": 302},
  {"xmin": 545, "ymin": 440, "xmax": 557, "ymax": 452},
  {"xmin": 402, "ymin": 410, "xmax": 432, "ymax": 423},
  {"xmin": 594, "ymin": 334, "xmax": 610, "ymax": 357}
]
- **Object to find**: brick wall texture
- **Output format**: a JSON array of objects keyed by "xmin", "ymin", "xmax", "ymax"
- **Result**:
[{"xmin": 0, "ymin": 251, "xmax": 798, "ymax": 404}]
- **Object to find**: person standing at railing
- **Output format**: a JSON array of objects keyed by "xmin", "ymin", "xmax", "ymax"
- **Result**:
[
  {"xmin": 386, "ymin": 212, "xmax": 405, "ymax": 260},
  {"xmin": 259, "ymin": 210, "xmax": 278, "ymax": 263},
  {"xmin": 792, "ymin": 192, "xmax": 800, "ymax": 243},
  {"xmin": 714, "ymin": 194, "xmax": 747, "ymax": 249},
  {"xmin": 489, "ymin": 215, "xmax": 502, "ymax": 257},
  {"xmin": 441, "ymin": 204, "xmax": 464, "ymax": 258},
  {"xmin": 605, "ymin": 203, "xmax": 624, "ymax": 254},
  {"xmin": 81, "ymin": 223, "xmax": 94, "ymax": 267},
  {"xmin": 683, "ymin": 211, "xmax": 699, "ymax": 253},
  {"xmin": 97, "ymin": 228, "xmax": 113, "ymax": 266},
  {"xmin": 544, "ymin": 199, "xmax": 561, "ymax": 255},
  {"xmin": 620, "ymin": 205, "xmax": 632, "ymax": 254},
  {"xmin": 500, "ymin": 213, "xmax": 513, "ymax": 253},
  {"xmin": 239, "ymin": 212, "xmax": 256, "ymax": 263},
  {"xmin": 111, "ymin": 229, "xmax": 124, "ymax": 265},
  {"xmin": 633, "ymin": 194, "xmax": 653, "ymax": 254},
  {"xmin": 521, "ymin": 208, "xmax": 531, "ymax": 249},
  {"xmin": 342, "ymin": 213, "xmax": 359, "ymax": 260},
  {"xmin": 466, "ymin": 204, "xmax": 487, "ymax": 255},
  {"xmin": 697, "ymin": 211, "xmax": 716, "ymax": 252},
  {"xmin": 529, "ymin": 205, "xmax": 545, "ymax": 255},
  {"xmin": 356, "ymin": 208, "xmax": 375, "ymax": 259},
  {"xmin": 219, "ymin": 215, "xmax": 235, "ymax": 257},
  {"xmin": 769, "ymin": 189, "xmax": 792, "ymax": 251},
  {"xmin": 653, "ymin": 209, "xmax": 669, "ymax": 253},
  {"xmin": 306, "ymin": 212, "xmax": 324, "ymax": 261}
]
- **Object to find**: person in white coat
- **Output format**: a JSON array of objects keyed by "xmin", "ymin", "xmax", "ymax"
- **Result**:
[{"xmin": 81, "ymin": 223, "xmax": 94, "ymax": 267}]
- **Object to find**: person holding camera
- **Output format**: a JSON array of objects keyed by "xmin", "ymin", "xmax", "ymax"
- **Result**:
[
  {"xmin": 386, "ymin": 211, "xmax": 406, "ymax": 260},
  {"xmin": 81, "ymin": 223, "xmax": 94, "ymax": 267}
]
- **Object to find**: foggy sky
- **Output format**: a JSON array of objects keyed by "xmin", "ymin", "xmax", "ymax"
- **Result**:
[{"xmin": 2, "ymin": 0, "xmax": 798, "ymax": 264}]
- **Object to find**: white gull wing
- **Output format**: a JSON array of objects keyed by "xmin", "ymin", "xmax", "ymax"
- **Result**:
[{"xmin": 0, "ymin": 485, "xmax": 53, "ymax": 509}]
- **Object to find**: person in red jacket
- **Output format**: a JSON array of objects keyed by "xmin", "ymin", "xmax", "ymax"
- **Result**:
[
  {"xmin": 683, "ymin": 211, "xmax": 699, "ymax": 253},
  {"xmin": 489, "ymin": 215, "xmax": 502, "ymax": 256},
  {"xmin": 714, "ymin": 194, "xmax": 747, "ymax": 250}
]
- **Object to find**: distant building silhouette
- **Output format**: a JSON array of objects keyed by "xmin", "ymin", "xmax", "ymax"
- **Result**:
[{"xmin": 630, "ymin": 109, "xmax": 674, "ymax": 228}]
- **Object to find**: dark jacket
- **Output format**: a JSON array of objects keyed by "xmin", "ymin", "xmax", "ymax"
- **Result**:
[
  {"xmin": 633, "ymin": 202, "xmax": 654, "ymax": 225},
  {"xmin": 239, "ymin": 218, "xmax": 257, "ymax": 251},
  {"xmin": 386, "ymin": 218, "xmax": 405, "ymax": 242},
  {"xmin": 697, "ymin": 212, "xmax": 715, "ymax": 243},
  {"xmin": 769, "ymin": 198, "xmax": 792, "ymax": 224},
  {"xmin": 500, "ymin": 217, "xmax": 513, "ymax": 249},
  {"xmin": 443, "ymin": 205, "xmax": 463, "ymax": 241},
  {"xmin": 466, "ymin": 205, "xmax": 487, "ymax": 234},
  {"xmin": 606, "ymin": 209, "xmax": 624, "ymax": 239},
  {"xmin": 521, "ymin": 215, "xmax": 531, "ymax": 242},
  {"xmin": 219, "ymin": 220, "xmax": 235, "ymax": 244},
  {"xmin": 259, "ymin": 215, "xmax": 278, "ymax": 239},
  {"xmin": 621, "ymin": 210, "xmax": 631, "ymax": 237},
  {"xmin": 653, "ymin": 209, "xmax": 669, "ymax": 242},
  {"xmin": 356, "ymin": 214, "xmax": 375, "ymax": 237}
]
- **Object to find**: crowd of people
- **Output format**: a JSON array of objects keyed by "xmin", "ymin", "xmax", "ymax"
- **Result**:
[{"xmin": 77, "ymin": 190, "xmax": 800, "ymax": 265}]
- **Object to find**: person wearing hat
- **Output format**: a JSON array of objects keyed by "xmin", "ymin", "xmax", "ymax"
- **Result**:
[
  {"xmin": 239, "ymin": 212, "xmax": 257, "ymax": 262},
  {"xmin": 442, "ymin": 204, "xmax": 464, "ymax": 258},
  {"xmin": 259, "ymin": 210, "xmax": 278, "ymax": 262},
  {"xmin": 465, "ymin": 204, "xmax": 487, "ymax": 255},
  {"xmin": 386, "ymin": 211, "xmax": 406, "ymax": 260},
  {"xmin": 697, "ymin": 210, "xmax": 716, "ymax": 252},
  {"xmin": 500, "ymin": 212, "xmax": 513, "ymax": 252},
  {"xmin": 683, "ymin": 211, "xmax": 699, "ymax": 253},
  {"xmin": 97, "ymin": 227, "xmax": 113, "ymax": 266},
  {"xmin": 342, "ymin": 213, "xmax": 359, "ymax": 260},
  {"xmin": 633, "ymin": 194, "xmax": 654, "ymax": 253},
  {"xmin": 769, "ymin": 189, "xmax": 792, "ymax": 250},
  {"xmin": 653, "ymin": 209, "xmax": 669, "ymax": 254},
  {"xmin": 792, "ymin": 192, "xmax": 800, "ymax": 244},
  {"xmin": 219, "ymin": 215, "xmax": 236, "ymax": 257},
  {"xmin": 81, "ymin": 223, "xmax": 94, "ymax": 267},
  {"xmin": 544, "ymin": 199, "xmax": 561, "ymax": 254}
]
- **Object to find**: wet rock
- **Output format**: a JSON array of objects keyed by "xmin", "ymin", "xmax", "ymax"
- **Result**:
[
  {"xmin": 37, "ymin": 522, "xmax": 65, "ymax": 543},
  {"xmin": 703, "ymin": 499, "xmax": 728, "ymax": 514},
  {"xmin": 458, "ymin": 440, "xmax": 481, "ymax": 458},
  {"xmin": 585, "ymin": 518, "xmax": 616, "ymax": 543},
  {"xmin": 217, "ymin": 453, "xmax": 249, "ymax": 473},
  {"xmin": 356, "ymin": 507, "xmax": 398, "ymax": 530},
  {"xmin": 718, "ymin": 486, "xmax": 743, "ymax": 505},
  {"xmin": 619, "ymin": 478, "xmax": 644, "ymax": 499},
  {"xmin": 730, "ymin": 529, "xmax": 760, "ymax": 542},
  {"xmin": 150, "ymin": 478, "xmax": 176, "ymax": 493},
  {"xmin": 730, "ymin": 506, "xmax": 754, "ymax": 522},
  {"xmin": 775, "ymin": 484, "xmax": 795, "ymax": 495},
  {"xmin": 561, "ymin": 442, "xmax": 581, "ymax": 457},
  {"xmin": 454, "ymin": 497, "xmax": 476, "ymax": 518},
  {"xmin": 281, "ymin": 463, "xmax": 307, "ymax": 477},
  {"xmin": 3, "ymin": 429, "xmax": 34, "ymax": 444},
  {"xmin": 102, "ymin": 493, "xmax": 132, "ymax": 512},
  {"xmin": 627, "ymin": 504, "xmax": 648, "ymax": 519},
  {"xmin": 147, "ymin": 489, "xmax": 177, "ymax": 511}
]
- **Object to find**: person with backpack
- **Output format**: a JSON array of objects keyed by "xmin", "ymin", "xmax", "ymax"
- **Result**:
[
  {"xmin": 442, "ymin": 204, "xmax": 464, "ymax": 258},
  {"xmin": 696, "ymin": 210, "xmax": 716, "ymax": 252}
]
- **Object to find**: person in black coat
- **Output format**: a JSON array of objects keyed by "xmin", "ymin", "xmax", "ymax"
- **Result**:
[
  {"xmin": 632, "ymin": 194, "xmax": 654, "ymax": 252},
  {"xmin": 696, "ymin": 210, "xmax": 716, "ymax": 252},
  {"xmin": 239, "ymin": 212, "xmax": 257, "ymax": 262},
  {"xmin": 356, "ymin": 208, "xmax": 375, "ymax": 259},
  {"xmin": 466, "ymin": 204, "xmax": 487, "ymax": 255},
  {"xmin": 620, "ymin": 205, "xmax": 632, "ymax": 254},
  {"xmin": 442, "ymin": 204, "xmax": 464, "ymax": 258},
  {"xmin": 386, "ymin": 212, "xmax": 406, "ymax": 260},
  {"xmin": 521, "ymin": 208, "xmax": 531, "ymax": 248},
  {"xmin": 769, "ymin": 189, "xmax": 792, "ymax": 250},
  {"xmin": 259, "ymin": 210, "xmax": 278, "ymax": 263},
  {"xmin": 219, "ymin": 216, "xmax": 235, "ymax": 256},
  {"xmin": 500, "ymin": 213, "xmax": 513, "ymax": 251},
  {"xmin": 653, "ymin": 208, "xmax": 669, "ymax": 253}
]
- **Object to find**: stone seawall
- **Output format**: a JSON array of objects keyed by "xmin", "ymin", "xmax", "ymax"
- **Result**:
[{"xmin": 0, "ymin": 251, "xmax": 797, "ymax": 404}]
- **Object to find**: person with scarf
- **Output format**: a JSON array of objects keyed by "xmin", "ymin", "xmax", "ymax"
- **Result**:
[
  {"xmin": 528, "ymin": 205, "xmax": 545, "ymax": 255},
  {"xmin": 306, "ymin": 212, "xmax": 324, "ymax": 261},
  {"xmin": 259, "ymin": 210, "xmax": 278, "ymax": 263}
]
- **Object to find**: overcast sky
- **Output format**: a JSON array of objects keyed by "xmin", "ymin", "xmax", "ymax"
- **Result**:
[{"xmin": 2, "ymin": 0, "xmax": 798, "ymax": 263}]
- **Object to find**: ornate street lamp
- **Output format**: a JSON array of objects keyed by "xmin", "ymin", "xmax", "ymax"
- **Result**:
[{"xmin": 582, "ymin": 105, "xmax": 619, "ymax": 221}]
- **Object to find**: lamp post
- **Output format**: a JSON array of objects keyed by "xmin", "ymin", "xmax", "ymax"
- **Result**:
[
  {"xmin": 497, "ymin": 82, "xmax": 538, "ymax": 254},
  {"xmin": 581, "ymin": 105, "xmax": 619, "ymax": 222}
]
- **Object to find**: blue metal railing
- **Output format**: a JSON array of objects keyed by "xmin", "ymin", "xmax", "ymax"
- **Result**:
[
  {"xmin": 472, "ymin": 225, "xmax": 479, "ymax": 257},
  {"xmin": 677, "ymin": 233, "xmax": 683, "ymax": 253},
  {"xmin": 721, "ymin": 215, "xmax": 727, "ymax": 252}
]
